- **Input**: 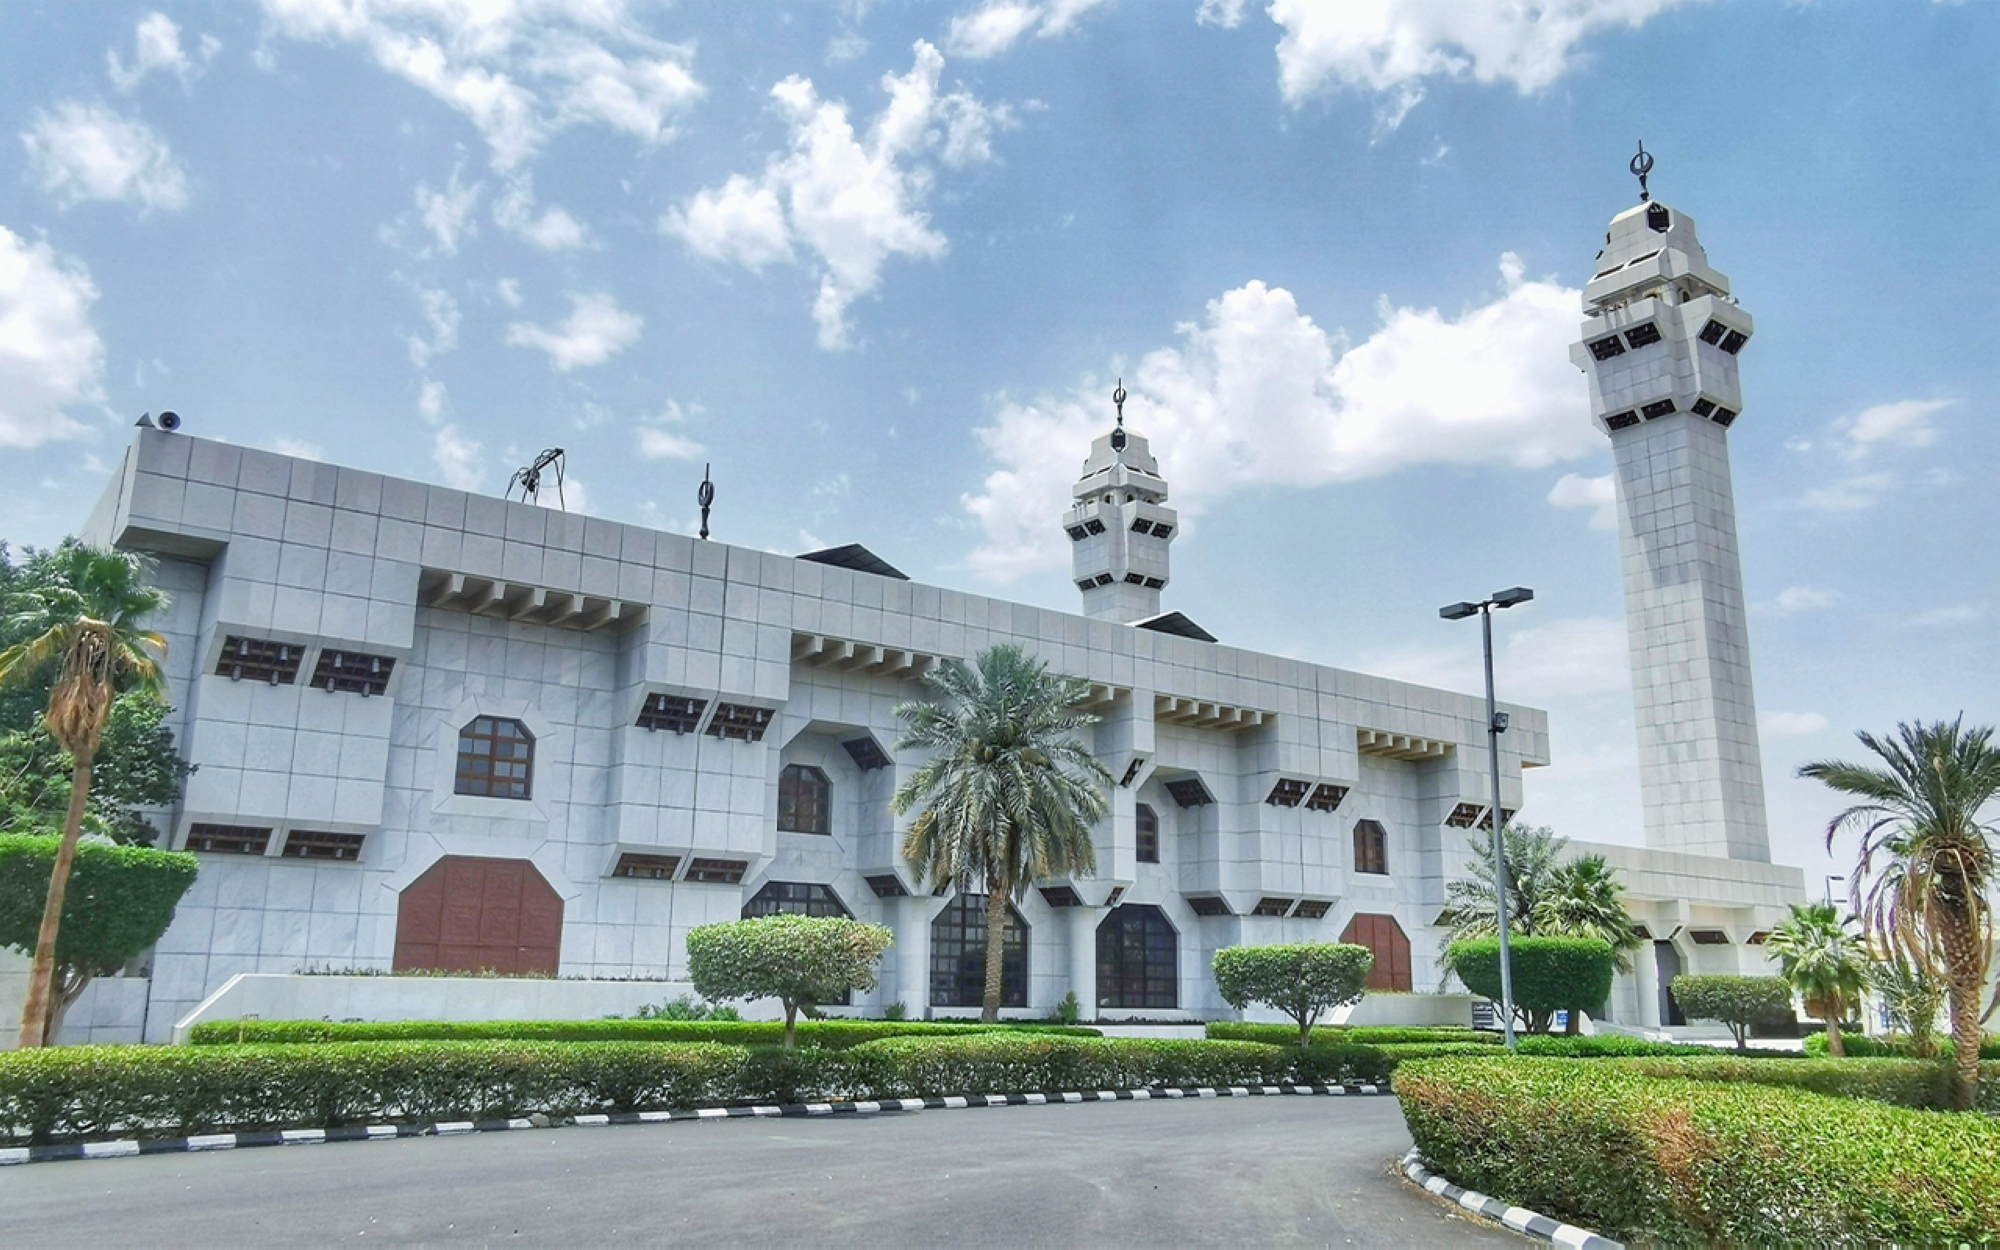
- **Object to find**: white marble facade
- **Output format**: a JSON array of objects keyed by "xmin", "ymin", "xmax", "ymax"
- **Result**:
[{"xmin": 83, "ymin": 427, "xmax": 1559, "ymax": 1039}]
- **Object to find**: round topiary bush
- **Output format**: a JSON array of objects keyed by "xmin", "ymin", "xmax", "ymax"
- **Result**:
[{"xmin": 1446, "ymin": 936, "xmax": 1614, "ymax": 1034}]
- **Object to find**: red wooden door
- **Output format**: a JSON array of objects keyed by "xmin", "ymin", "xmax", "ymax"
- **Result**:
[
  {"xmin": 1340, "ymin": 912, "xmax": 1413, "ymax": 992},
  {"xmin": 394, "ymin": 856, "xmax": 563, "ymax": 976}
]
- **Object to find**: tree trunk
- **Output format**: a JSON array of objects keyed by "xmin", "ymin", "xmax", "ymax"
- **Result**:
[
  {"xmin": 44, "ymin": 970, "xmax": 90, "ymax": 1047},
  {"xmin": 1565, "ymin": 1008, "xmax": 1581, "ymax": 1035},
  {"xmin": 1297, "ymin": 1013, "xmax": 1313, "ymax": 1048},
  {"xmin": 782, "ymin": 999, "xmax": 798, "ymax": 1051},
  {"xmin": 982, "ymin": 884, "xmax": 1009, "ymax": 1024},
  {"xmin": 1947, "ymin": 975, "xmax": 1980, "ymax": 1111},
  {"xmin": 1822, "ymin": 1006, "xmax": 1845, "ymax": 1058},
  {"xmin": 19, "ymin": 755, "xmax": 92, "ymax": 1049}
]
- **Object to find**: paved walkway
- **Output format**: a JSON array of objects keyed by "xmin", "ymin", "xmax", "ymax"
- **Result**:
[{"xmin": 0, "ymin": 1096, "xmax": 1516, "ymax": 1245}]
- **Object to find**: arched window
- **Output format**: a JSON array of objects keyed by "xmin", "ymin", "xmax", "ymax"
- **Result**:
[
  {"xmin": 1096, "ymin": 904, "xmax": 1177, "ymax": 1009},
  {"xmin": 777, "ymin": 764, "xmax": 831, "ymax": 834},
  {"xmin": 1136, "ymin": 803, "xmax": 1159, "ymax": 864},
  {"xmin": 930, "ymin": 893, "xmax": 1027, "ymax": 1008},
  {"xmin": 742, "ymin": 880, "xmax": 850, "ymax": 919},
  {"xmin": 455, "ymin": 717, "xmax": 534, "ymax": 799},
  {"xmin": 1353, "ymin": 819, "xmax": 1388, "ymax": 876}
]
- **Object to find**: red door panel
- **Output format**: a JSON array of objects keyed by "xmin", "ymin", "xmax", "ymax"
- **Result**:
[{"xmin": 394, "ymin": 856, "xmax": 563, "ymax": 976}]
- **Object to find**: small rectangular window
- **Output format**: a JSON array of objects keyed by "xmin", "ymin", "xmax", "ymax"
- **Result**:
[
  {"xmin": 612, "ymin": 853, "xmax": 681, "ymax": 880},
  {"xmin": 705, "ymin": 703, "xmax": 773, "ymax": 743},
  {"xmin": 1150, "ymin": 525, "xmax": 1172, "ymax": 540},
  {"xmin": 1353, "ymin": 819, "xmax": 1388, "ymax": 876},
  {"xmin": 1251, "ymin": 897, "xmax": 1294, "ymax": 917},
  {"xmin": 637, "ymin": 693, "xmax": 707, "ymax": 733},
  {"xmin": 1445, "ymin": 802, "xmax": 1482, "ymax": 829},
  {"xmin": 1142, "ymin": 577, "xmax": 1165, "ymax": 589},
  {"xmin": 1066, "ymin": 525, "xmax": 1089, "ymax": 541},
  {"xmin": 1038, "ymin": 885, "xmax": 1082, "ymax": 908},
  {"xmin": 187, "ymin": 824, "xmax": 272, "ymax": 855},
  {"xmin": 1305, "ymin": 783, "xmax": 1348, "ymax": 813},
  {"xmin": 1265, "ymin": 778, "xmax": 1308, "ymax": 807},
  {"xmin": 1186, "ymin": 895, "xmax": 1230, "ymax": 917},
  {"xmin": 1711, "ymin": 408, "xmax": 1738, "ymax": 427},
  {"xmin": 456, "ymin": 716, "xmax": 534, "ymax": 800},
  {"xmin": 1084, "ymin": 519, "xmax": 1106, "ymax": 535},
  {"xmin": 684, "ymin": 857, "xmax": 748, "ymax": 884},
  {"xmin": 1123, "ymin": 573, "xmax": 1146, "ymax": 585},
  {"xmin": 282, "ymin": 830, "xmax": 365, "ymax": 861},
  {"xmin": 1136, "ymin": 803, "xmax": 1159, "ymax": 864},
  {"xmin": 1163, "ymin": 779, "xmax": 1211, "ymax": 808},
  {"xmin": 1294, "ymin": 899, "xmax": 1331, "ymax": 920},
  {"xmin": 215, "ymin": 637, "xmax": 302, "ymax": 685},
  {"xmin": 841, "ymin": 737, "xmax": 890, "ymax": 771},
  {"xmin": 1605, "ymin": 411, "xmax": 1640, "ymax": 431},
  {"xmin": 1689, "ymin": 928, "xmax": 1731, "ymax": 946},
  {"xmin": 1130, "ymin": 519, "xmax": 1153, "ymax": 535},
  {"xmin": 309, "ymin": 650, "xmax": 394, "ymax": 697},
  {"xmin": 1719, "ymin": 330, "xmax": 1748, "ymax": 355},
  {"xmin": 1092, "ymin": 573, "xmax": 1114, "ymax": 587},
  {"xmin": 777, "ymin": 764, "xmax": 832, "ymax": 834},
  {"xmin": 865, "ymin": 874, "xmax": 909, "ymax": 898},
  {"xmin": 1588, "ymin": 336, "xmax": 1626, "ymax": 361},
  {"xmin": 1623, "ymin": 322, "xmax": 1662, "ymax": 348},
  {"xmin": 1641, "ymin": 399, "xmax": 1677, "ymax": 420},
  {"xmin": 1690, "ymin": 398, "xmax": 1716, "ymax": 417}
]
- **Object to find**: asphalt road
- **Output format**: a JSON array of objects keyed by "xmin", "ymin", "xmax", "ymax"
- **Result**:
[{"xmin": 0, "ymin": 1096, "xmax": 1516, "ymax": 1246}]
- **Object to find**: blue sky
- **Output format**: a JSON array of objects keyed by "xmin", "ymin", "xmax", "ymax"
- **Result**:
[{"xmin": 2, "ymin": 0, "xmax": 1994, "ymax": 881}]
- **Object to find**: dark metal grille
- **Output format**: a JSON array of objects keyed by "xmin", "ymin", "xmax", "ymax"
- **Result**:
[
  {"xmin": 1096, "ymin": 905, "xmax": 1176, "ymax": 1009},
  {"xmin": 1712, "ymin": 408, "xmax": 1737, "ymax": 427},
  {"xmin": 1092, "ymin": 573, "xmax": 1113, "ymax": 587},
  {"xmin": 1163, "ymin": 779, "xmax": 1211, "ymax": 808},
  {"xmin": 310, "ymin": 650, "xmax": 393, "ymax": 696},
  {"xmin": 705, "ymin": 703, "xmax": 773, "ymax": 742},
  {"xmin": 777, "ymin": 764, "xmax": 831, "ymax": 834},
  {"xmin": 1265, "ymin": 778, "xmax": 1308, "ymax": 807},
  {"xmin": 1306, "ymin": 783, "xmax": 1348, "ymax": 813},
  {"xmin": 1353, "ymin": 819, "xmax": 1388, "ymax": 876},
  {"xmin": 1690, "ymin": 398, "xmax": 1716, "ymax": 417},
  {"xmin": 1588, "ymin": 336, "xmax": 1626, "ymax": 361},
  {"xmin": 455, "ymin": 717, "xmax": 534, "ymax": 799},
  {"xmin": 1142, "ymin": 576, "xmax": 1164, "ymax": 588},
  {"xmin": 1605, "ymin": 410, "xmax": 1640, "ymax": 431},
  {"xmin": 1066, "ymin": 525, "xmax": 1088, "ymax": 541},
  {"xmin": 865, "ymin": 874, "xmax": 909, "ymax": 898},
  {"xmin": 1186, "ymin": 895, "xmax": 1230, "ymax": 917},
  {"xmin": 1699, "ymin": 319, "xmax": 1727, "ymax": 345},
  {"xmin": 743, "ymin": 881, "xmax": 849, "ymax": 918},
  {"xmin": 1084, "ymin": 519, "xmax": 1106, "ymax": 535},
  {"xmin": 1150, "ymin": 525, "xmax": 1172, "ymax": 540},
  {"xmin": 216, "ymin": 636, "xmax": 301, "ymax": 685},
  {"xmin": 930, "ymin": 893, "xmax": 1027, "ymax": 1008},
  {"xmin": 1039, "ymin": 885, "xmax": 1082, "ymax": 908},
  {"xmin": 611, "ymin": 853, "xmax": 680, "ymax": 880},
  {"xmin": 637, "ymin": 693, "xmax": 706, "ymax": 733},
  {"xmin": 186, "ymin": 823, "xmax": 271, "ymax": 855},
  {"xmin": 1119, "ymin": 758, "xmax": 1143, "ymax": 787},
  {"xmin": 685, "ymin": 858, "xmax": 748, "ymax": 884},
  {"xmin": 1131, "ymin": 519, "xmax": 1153, "ymax": 535},
  {"xmin": 1252, "ymin": 897, "xmax": 1294, "ymax": 917},
  {"xmin": 1641, "ymin": 399, "xmax": 1677, "ymax": 420},
  {"xmin": 1445, "ymin": 803, "xmax": 1483, "ymax": 829},
  {"xmin": 1136, "ymin": 803, "xmax": 1159, "ymax": 864},
  {"xmin": 1123, "ymin": 573, "xmax": 1145, "ymax": 584},
  {"xmin": 842, "ymin": 737, "xmax": 890, "ymax": 771},
  {"xmin": 1719, "ymin": 329, "xmax": 1747, "ymax": 355},
  {"xmin": 1294, "ymin": 899, "xmax": 1331, "ymax": 920},
  {"xmin": 1689, "ymin": 929, "xmax": 1731, "ymax": 946},
  {"xmin": 282, "ymin": 829, "xmax": 365, "ymax": 861},
  {"xmin": 1623, "ymin": 322, "xmax": 1662, "ymax": 348}
]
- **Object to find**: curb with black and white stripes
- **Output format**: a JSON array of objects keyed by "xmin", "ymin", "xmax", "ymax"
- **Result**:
[
  {"xmin": 1400, "ymin": 1148, "xmax": 1622, "ymax": 1249},
  {"xmin": 0, "ymin": 1081, "xmax": 1385, "ymax": 1167}
]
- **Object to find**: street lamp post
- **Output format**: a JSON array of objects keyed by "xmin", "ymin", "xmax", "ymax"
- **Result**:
[{"xmin": 1440, "ymin": 587, "xmax": 1534, "ymax": 1050}]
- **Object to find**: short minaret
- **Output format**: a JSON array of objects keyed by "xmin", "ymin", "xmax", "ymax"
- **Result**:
[
  {"xmin": 1063, "ymin": 383, "xmax": 1177, "ymax": 623},
  {"xmin": 1569, "ymin": 147, "xmax": 1771, "ymax": 863}
]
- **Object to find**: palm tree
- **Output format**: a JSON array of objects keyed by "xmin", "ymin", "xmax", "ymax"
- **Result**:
[
  {"xmin": 1534, "ymin": 854, "xmax": 1643, "ymax": 1032},
  {"xmin": 1801, "ymin": 719, "xmax": 2000, "ymax": 1106},
  {"xmin": 1765, "ymin": 902, "xmax": 1868, "ymax": 1058},
  {"xmin": 1870, "ymin": 947, "xmax": 1943, "ymax": 1059},
  {"xmin": 1435, "ymin": 823, "xmax": 1568, "ymax": 953},
  {"xmin": 891, "ymin": 645, "xmax": 1110, "ymax": 1022},
  {"xmin": 0, "ymin": 545, "xmax": 167, "ymax": 1047}
]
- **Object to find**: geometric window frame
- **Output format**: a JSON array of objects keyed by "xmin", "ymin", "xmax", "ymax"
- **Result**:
[
  {"xmin": 454, "ymin": 716, "xmax": 535, "ymax": 801},
  {"xmin": 1353, "ymin": 819, "xmax": 1388, "ymax": 876},
  {"xmin": 1135, "ymin": 802, "xmax": 1160, "ymax": 864},
  {"xmin": 777, "ymin": 763, "xmax": 832, "ymax": 835},
  {"xmin": 929, "ymin": 892, "xmax": 1029, "ymax": 1009},
  {"xmin": 1095, "ymin": 903, "xmax": 1178, "ymax": 1010}
]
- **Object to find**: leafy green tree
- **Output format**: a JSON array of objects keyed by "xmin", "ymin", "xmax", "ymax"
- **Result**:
[
  {"xmin": 1669, "ymin": 974, "xmax": 1793, "ymax": 1051},
  {"xmin": 1435, "ymin": 824, "xmax": 1568, "ymax": 952},
  {"xmin": 685, "ymin": 914, "xmax": 892, "ymax": 1049},
  {"xmin": 1535, "ymin": 855, "xmax": 1643, "ymax": 970},
  {"xmin": 1765, "ymin": 902, "xmax": 1869, "ymax": 1059},
  {"xmin": 0, "ymin": 834, "xmax": 197, "ymax": 1042},
  {"xmin": 1447, "ymin": 936, "xmax": 1615, "ymax": 1034},
  {"xmin": 0, "ymin": 545, "xmax": 169, "ymax": 1048},
  {"xmin": 1802, "ymin": 718, "xmax": 2000, "ymax": 1106},
  {"xmin": 0, "ymin": 694, "xmax": 191, "ymax": 844},
  {"xmin": 1212, "ymin": 943, "xmax": 1374, "ymax": 1046},
  {"xmin": 1869, "ymin": 949, "xmax": 1943, "ymax": 1059},
  {"xmin": 891, "ymin": 645, "xmax": 1111, "ymax": 1022}
]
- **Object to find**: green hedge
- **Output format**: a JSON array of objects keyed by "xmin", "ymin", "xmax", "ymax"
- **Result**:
[
  {"xmin": 2, "ymin": 1034, "xmax": 1337, "ymax": 1145},
  {"xmin": 1396, "ymin": 1057, "xmax": 2000, "ymax": 1245},
  {"xmin": 1803, "ymin": 1030, "xmax": 2000, "ymax": 1060},
  {"xmin": 186, "ymin": 1018, "xmax": 1100, "ymax": 1048},
  {"xmin": 1204, "ymin": 1023, "xmax": 1496, "ymax": 1046},
  {"xmin": 1595, "ymin": 1055, "xmax": 2000, "ymax": 1112}
]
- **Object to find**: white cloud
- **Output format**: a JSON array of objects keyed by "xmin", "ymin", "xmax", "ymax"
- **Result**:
[
  {"xmin": 946, "ymin": 0, "xmax": 1107, "ymax": 58},
  {"xmin": 1792, "ymin": 471, "xmax": 1897, "ymax": 513},
  {"xmin": 414, "ymin": 166, "xmax": 481, "ymax": 253},
  {"xmin": 255, "ymin": 0, "xmax": 703, "ymax": 170},
  {"xmin": 635, "ymin": 398, "xmax": 704, "ymax": 460},
  {"xmin": 1196, "ymin": 0, "xmax": 1249, "ymax": 28},
  {"xmin": 827, "ymin": 32, "xmax": 869, "ymax": 64},
  {"xmin": 663, "ymin": 41, "xmax": 1011, "ymax": 350},
  {"xmin": 21, "ymin": 101, "xmax": 190, "ymax": 212},
  {"xmin": 1761, "ymin": 710, "xmax": 1828, "ymax": 738},
  {"xmin": 532, "ymin": 471, "xmax": 586, "ymax": 512},
  {"xmin": 417, "ymin": 378, "xmax": 448, "ymax": 423},
  {"xmin": 432, "ymin": 422, "xmax": 482, "ymax": 489},
  {"xmin": 1260, "ymin": 0, "xmax": 1694, "ymax": 127},
  {"xmin": 1548, "ymin": 471, "xmax": 1615, "ymax": 530},
  {"xmin": 1837, "ymin": 397, "xmax": 1951, "ymax": 460},
  {"xmin": 1363, "ymin": 615, "xmax": 1630, "ymax": 701},
  {"xmin": 492, "ymin": 175, "xmax": 589, "ymax": 250},
  {"xmin": 1908, "ymin": 603, "xmax": 1981, "ymax": 627},
  {"xmin": 494, "ymin": 278, "xmax": 522, "ymax": 307},
  {"xmin": 1771, "ymin": 585, "xmax": 1840, "ymax": 613},
  {"xmin": 0, "ymin": 226, "xmax": 104, "ymax": 449},
  {"xmin": 405, "ymin": 286, "xmax": 460, "ymax": 367},
  {"xmin": 268, "ymin": 434, "xmax": 326, "ymax": 460},
  {"xmin": 505, "ymin": 291, "xmax": 642, "ymax": 371},
  {"xmin": 963, "ymin": 255, "xmax": 1589, "ymax": 579},
  {"xmin": 108, "ymin": 13, "xmax": 219, "ymax": 92}
]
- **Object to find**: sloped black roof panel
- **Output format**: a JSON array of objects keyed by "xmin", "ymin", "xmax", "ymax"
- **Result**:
[
  {"xmin": 797, "ymin": 543, "xmax": 909, "ymax": 581},
  {"xmin": 1133, "ymin": 610, "xmax": 1216, "ymax": 643}
]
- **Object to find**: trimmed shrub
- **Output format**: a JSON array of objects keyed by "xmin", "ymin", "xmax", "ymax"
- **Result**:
[
  {"xmin": 186, "ymin": 1018, "xmax": 1100, "ymax": 1047},
  {"xmin": 1204, "ymin": 1023, "xmax": 1496, "ymax": 1047},
  {"xmin": 685, "ymin": 915, "xmax": 893, "ymax": 1048},
  {"xmin": 844, "ymin": 1034, "xmax": 1299, "ymax": 1097},
  {"xmin": 1446, "ymin": 936, "xmax": 1615, "ymax": 1034},
  {"xmin": 1396, "ymin": 1057, "xmax": 2000, "ymax": 1245},
  {"xmin": 1512, "ymin": 1034, "xmax": 1726, "ymax": 1059},
  {"xmin": 1595, "ymin": 1055, "xmax": 1983, "ymax": 1111},
  {"xmin": 1211, "ymin": 943, "xmax": 1372, "ymax": 1045},
  {"xmin": 1804, "ymin": 1030, "xmax": 2000, "ymax": 1060},
  {"xmin": 1668, "ymin": 975, "xmax": 1792, "ymax": 1051}
]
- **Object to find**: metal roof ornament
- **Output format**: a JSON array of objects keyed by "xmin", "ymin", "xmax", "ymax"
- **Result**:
[
  {"xmin": 1631, "ymin": 141, "xmax": 1655, "ymax": 203},
  {"xmin": 697, "ymin": 463, "xmax": 715, "ymax": 540},
  {"xmin": 1110, "ymin": 379, "xmax": 1128, "ymax": 452}
]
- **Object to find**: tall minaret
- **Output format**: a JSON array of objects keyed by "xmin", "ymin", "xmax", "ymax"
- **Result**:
[
  {"xmin": 1569, "ymin": 147, "xmax": 1771, "ymax": 863},
  {"xmin": 1063, "ymin": 383, "xmax": 1178, "ymax": 623}
]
